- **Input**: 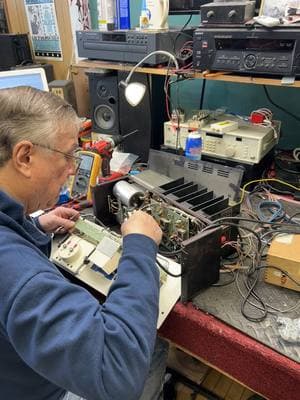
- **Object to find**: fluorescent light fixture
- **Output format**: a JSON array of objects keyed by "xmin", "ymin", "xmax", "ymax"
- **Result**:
[{"xmin": 119, "ymin": 50, "xmax": 179, "ymax": 107}]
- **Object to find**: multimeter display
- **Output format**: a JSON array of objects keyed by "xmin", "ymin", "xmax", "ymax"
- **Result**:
[
  {"xmin": 79, "ymin": 154, "xmax": 94, "ymax": 172},
  {"xmin": 70, "ymin": 151, "xmax": 101, "ymax": 201}
]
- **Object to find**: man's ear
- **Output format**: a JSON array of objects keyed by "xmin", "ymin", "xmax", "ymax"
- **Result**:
[{"xmin": 12, "ymin": 141, "xmax": 35, "ymax": 178}]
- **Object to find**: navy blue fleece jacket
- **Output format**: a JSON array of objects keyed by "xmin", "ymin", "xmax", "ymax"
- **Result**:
[{"xmin": 0, "ymin": 190, "xmax": 160, "ymax": 400}]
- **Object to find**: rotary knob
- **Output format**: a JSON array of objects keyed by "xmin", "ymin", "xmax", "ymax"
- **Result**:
[
  {"xmin": 207, "ymin": 11, "xmax": 215, "ymax": 19},
  {"xmin": 225, "ymin": 145, "xmax": 236, "ymax": 157},
  {"xmin": 244, "ymin": 54, "xmax": 257, "ymax": 69},
  {"xmin": 228, "ymin": 10, "xmax": 237, "ymax": 19}
]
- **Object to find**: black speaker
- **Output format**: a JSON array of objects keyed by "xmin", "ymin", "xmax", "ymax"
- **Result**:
[
  {"xmin": 88, "ymin": 69, "xmax": 167, "ymax": 162},
  {"xmin": 0, "ymin": 34, "xmax": 32, "ymax": 71},
  {"xmin": 88, "ymin": 69, "xmax": 119, "ymax": 135}
]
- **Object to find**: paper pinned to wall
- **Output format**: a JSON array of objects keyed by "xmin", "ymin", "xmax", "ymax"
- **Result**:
[
  {"xmin": 24, "ymin": 0, "xmax": 63, "ymax": 60},
  {"xmin": 68, "ymin": 0, "xmax": 91, "ymax": 63}
]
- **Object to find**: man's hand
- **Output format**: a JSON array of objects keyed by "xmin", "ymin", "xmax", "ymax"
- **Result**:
[
  {"xmin": 121, "ymin": 210, "xmax": 162, "ymax": 246},
  {"xmin": 38, "ymin": 207, "xmax": 80, "ymax": 234}
]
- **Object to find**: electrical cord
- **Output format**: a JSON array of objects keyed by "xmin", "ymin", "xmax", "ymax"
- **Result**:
[
  {"xmin": 263, "ymin": 85, "xmax": 300, "ymax": 122},
  {"xmin": 256, "ymin": 199, "xmax": 285, "ymax": 222},
  {"xmin": 173, "ymin": 14, "xmax": 193, "ymax": 54},
  {"xmin": 156, "ymin": 257, "xmax": 182, "ymax": 277}
]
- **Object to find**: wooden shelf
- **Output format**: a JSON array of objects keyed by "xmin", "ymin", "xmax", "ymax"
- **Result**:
[{"xmin": 71, "ymin": 59, "xmax": 300, "ymax": 88}]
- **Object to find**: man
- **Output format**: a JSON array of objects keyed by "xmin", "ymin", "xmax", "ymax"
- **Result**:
[{"xmin": 0, "ymin": 86, "xmax": 167, "ymax": 400}]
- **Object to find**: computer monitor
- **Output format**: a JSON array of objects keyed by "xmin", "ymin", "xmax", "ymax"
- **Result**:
[{"xmin": 0, "ymin": 67, "xmax": 48, "ymax": 91}]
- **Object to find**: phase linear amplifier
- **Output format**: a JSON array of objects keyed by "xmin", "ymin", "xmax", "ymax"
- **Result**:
[{"xmin": 193, "ymin": 26, "xmax": 300, "ymax": 76}]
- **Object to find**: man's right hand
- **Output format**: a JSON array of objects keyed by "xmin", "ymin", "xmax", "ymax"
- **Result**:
[{"xmin": 121, "ymin": 210, "xmax": 162, "ymax": 246}]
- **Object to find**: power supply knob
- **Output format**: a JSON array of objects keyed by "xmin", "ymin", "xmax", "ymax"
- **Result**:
[
  {"xmin": 207, "ymin": 11, "xmax": 215, "ymax": 19},
  {"xmin": 228, "ymin": 10, "xmax": 237, "ymax": 19},
  {"xmin": 225, "ymin": 145, "xmax": 236, "ymax": 157}
]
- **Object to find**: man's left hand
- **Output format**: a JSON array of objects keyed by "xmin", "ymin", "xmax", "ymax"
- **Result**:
[{"xmin": 38, "ymin": 207, "xmax": 80, "ymax": 234}]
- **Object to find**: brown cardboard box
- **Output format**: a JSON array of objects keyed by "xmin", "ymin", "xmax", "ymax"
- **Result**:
[{"xmin": 266, "ymin": 234, "xmax": 300, "ymax": 292}]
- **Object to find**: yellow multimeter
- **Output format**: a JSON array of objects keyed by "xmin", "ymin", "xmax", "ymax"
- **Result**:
[{"xmin": 70, "ymin": 150, "xmax": 101, "ymax": 201}]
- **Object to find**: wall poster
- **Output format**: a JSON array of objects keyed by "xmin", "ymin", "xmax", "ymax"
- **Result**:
[{"xmin": 24, "ymin": 0, "xmax": 63, "ymax": 59}]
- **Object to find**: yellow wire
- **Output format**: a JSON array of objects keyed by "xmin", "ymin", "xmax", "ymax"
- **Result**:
[{"xmin": 236, "ymin": 178, "xmax": 300, "ymax": 206}]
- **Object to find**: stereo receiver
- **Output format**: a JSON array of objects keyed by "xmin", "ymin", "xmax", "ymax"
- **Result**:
[{"xmin": 193, "ymin": 26, "xmax": 300, "ymax": 76}]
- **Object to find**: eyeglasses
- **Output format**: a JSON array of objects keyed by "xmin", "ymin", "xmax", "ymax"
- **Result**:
[{"xmin": 32, "ymin": 142, "xmax": 82, "ymax": 169}]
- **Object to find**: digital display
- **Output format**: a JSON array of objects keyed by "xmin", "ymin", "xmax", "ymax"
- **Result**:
[
  {"xmin": 102, "ymin": 33, "xmax": 126, "ymax": 42},
  {"xmin": 215, "ymin": 39, "xmax": 295, "ymax": 52},
  {"xmin": 80, "ymin": 154, "xmax": 94, "ymax": 172}
]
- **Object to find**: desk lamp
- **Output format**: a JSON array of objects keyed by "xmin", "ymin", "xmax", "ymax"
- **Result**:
[{"xmin": 119, "ymin": 50, "xmax": 179, "ymax": 107}]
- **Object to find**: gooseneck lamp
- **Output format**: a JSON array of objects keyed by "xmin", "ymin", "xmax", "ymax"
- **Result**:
[{"xmin": 119, "ymin": 50, "xmax": 179, "ymax": 107}]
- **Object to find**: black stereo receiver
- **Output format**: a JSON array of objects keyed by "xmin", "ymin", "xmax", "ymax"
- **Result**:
[{"xmin": 193, "ymin": 26, "xmax": 300, "ymax": 76}]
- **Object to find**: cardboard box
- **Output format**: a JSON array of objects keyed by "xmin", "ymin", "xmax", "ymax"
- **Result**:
[{"xmin": 266, "ymin": 234, "xmax": 300, "ymax": 292}]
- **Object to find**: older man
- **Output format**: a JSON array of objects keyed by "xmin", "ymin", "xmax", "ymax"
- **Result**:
[{"xmin": 0, "ymin": 86, "xmax": 167, "ymax": 400}]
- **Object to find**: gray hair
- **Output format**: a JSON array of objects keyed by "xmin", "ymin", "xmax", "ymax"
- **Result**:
[{"xmin": 0, "ymin": 86, "xmax": 80, "ymax": 166}]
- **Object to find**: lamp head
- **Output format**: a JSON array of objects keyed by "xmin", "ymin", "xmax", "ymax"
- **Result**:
[
  {"xmin": 119, "ymin": 50, "xmax": 179, "ymax": 107},
  {"xmin": 119, "ymin": 81, "xmax": 146, "ymax": 107}
]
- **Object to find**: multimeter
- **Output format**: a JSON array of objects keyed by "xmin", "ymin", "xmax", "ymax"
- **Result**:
[{"xmin": 70, "ymin": 150, "xmax": 101, "ymax": 201}]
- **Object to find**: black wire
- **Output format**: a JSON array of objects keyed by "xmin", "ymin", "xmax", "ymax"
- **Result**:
[
  {"xmin": 156, "ymin": 258, "xmax": 183, "ymax": 277},
  {"xmin": 158, "ymin": 248, "xmax": 182, "ymax": 257},
  {"xmin": 173, "ymin": 13, "xmax": 193, "ymax": 54},
  {"xmin": 212, "ymin": 269, "xmax": 236, "ymax": 287},
  {"xmin": 263, "ymin": 85, "xmax": 300, "ymax": 122},
  {"xmin": 274, "ymin": 158, "xmax": 300, "ymax": 175},
  {"xmin": 208, "ymin": 215, "xmax": 300, "ymax": 231},
  {"xmin": 287, "ymin": 212, "xmax": 300, "ymax": 223},
  {"xmin": 199, "ymin": 79, "xmax": 206, "ymax": 109}
]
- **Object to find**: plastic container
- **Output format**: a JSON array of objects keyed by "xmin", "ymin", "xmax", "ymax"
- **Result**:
[
  {"xmin": 185, "ymin": 131, "xmax": 202, "ymax": 161},
  {"xmin": 97, "ymin": 0, "xmax": 115, "ymax": 31},
  {"xmin": 116, "ymin": 0, "xmax": 130, "ymax": 29}
]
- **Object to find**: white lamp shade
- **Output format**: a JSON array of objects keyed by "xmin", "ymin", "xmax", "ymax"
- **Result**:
[{"xmin": 124, "ymin": 82, "xmax": 146, "ymax": 107}]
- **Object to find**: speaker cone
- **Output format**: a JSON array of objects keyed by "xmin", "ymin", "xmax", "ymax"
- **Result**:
[{"xmin": 94, "ymin": 105, "xmax": 116, "ymax": 130}]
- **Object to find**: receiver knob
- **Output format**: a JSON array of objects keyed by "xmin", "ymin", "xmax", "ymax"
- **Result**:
[
  {"xmin": 244, "ymin": 54, "xmax": 257, "ymax": 69},
  {"xmin": 225, "ymin": 145, "xmax": 236, "ymax": 157},
  {"xmin": 228, "ymin": 10, "xmax": 237, "ymax": 19},
  {"xmin": 207, "ymin": 11, "xmax": 215, "ymax": 19}
]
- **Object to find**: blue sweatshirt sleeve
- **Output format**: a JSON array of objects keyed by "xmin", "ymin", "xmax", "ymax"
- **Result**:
[{"xmin": 5, "ymin": 234, "xmax": 160, "ymax": 400}]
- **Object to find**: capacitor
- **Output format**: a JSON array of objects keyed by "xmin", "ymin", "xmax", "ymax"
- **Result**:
[{"xmin": 113, "ymin": 180, "xmax": 144, "ymax": 207}]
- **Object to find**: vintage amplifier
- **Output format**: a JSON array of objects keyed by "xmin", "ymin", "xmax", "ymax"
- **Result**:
[
  {"xmin": 200, "ymin": 1, "xmax": 255, "ymax": 25},
  {"xmin": 76, "ymin": 29, "xmax": 194, "ymax": 65},
  {"xmin": 193, "ymin": 26, "xmax": 300, "ymax": 76}
]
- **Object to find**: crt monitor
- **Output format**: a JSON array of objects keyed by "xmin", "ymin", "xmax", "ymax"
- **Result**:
[{"xmin": 0, "ymin": 67, "xmax": 48, "ymax": 91}]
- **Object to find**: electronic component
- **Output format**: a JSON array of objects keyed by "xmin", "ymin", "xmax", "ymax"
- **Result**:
[
  {"xmin": 200, "ymin": 1, "xmax": 255, "ymax": 25},
  {"xmin": 49, "ymin": 80, "xmax": 77, "ymax": 110},
  {"xmin": 164, "ymin": 118, "xmax": 278, "ymax": 164},
  {"xmin": 76, "ymin": 29, "xmax": 194, "ymax": 65},
  {"xmin": 266, "ymin": 234, "xmax": 300, "ymax": 292},
  {"xmin": 92, "ymin": 149, "xmax": 243, "ymax": 301},
  {"xmin": 70, "ymin": 150, "xmax": 101, "ymax": 201},
  {"xmin": 201, "ymin": 123, "xmax": 278, "ymax": 164},
  {"xmin": 51, "ymin": 218, "xmax": 181, "ymax": 328},
  {"xmin": 0, "ymin": 33, "xmax": 32, "ymax": 71},
  {"xmin": 193, "ymin": 26, "xmax": 300, "ymax": 76},
  {"xmin": 209, "ymin": 120, "xmax": 238, "ymax": 133}
]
